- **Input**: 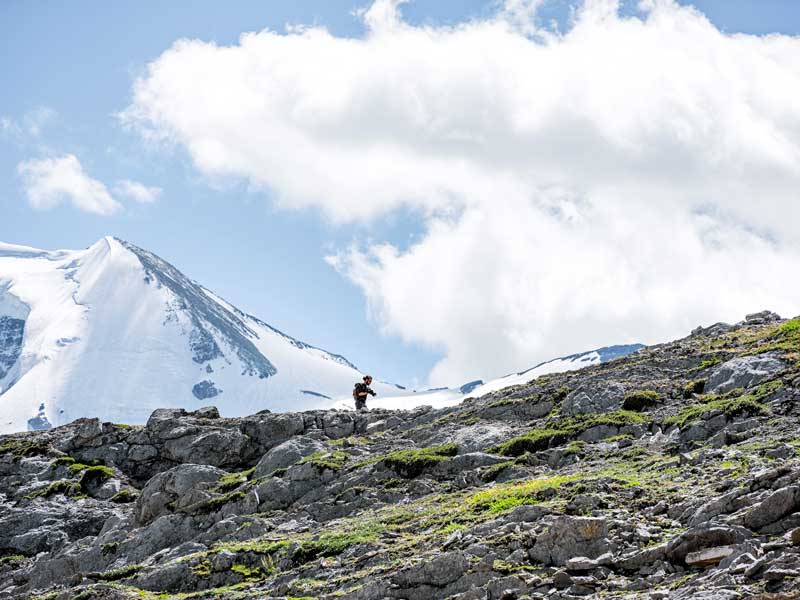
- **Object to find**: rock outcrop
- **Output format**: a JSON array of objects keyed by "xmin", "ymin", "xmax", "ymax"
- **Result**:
[{"xmin": 1, "ymin": 312, "xmax": 800, "ymax": 599}]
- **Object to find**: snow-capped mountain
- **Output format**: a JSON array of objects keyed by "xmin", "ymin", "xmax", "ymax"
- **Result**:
[
  {"xmin": 337, "ymin": 343, "xmax": 645, "ymax": 411},
  {"xmin": 0, "ymin": 237, "xmax": 402, "ymax": 433}
]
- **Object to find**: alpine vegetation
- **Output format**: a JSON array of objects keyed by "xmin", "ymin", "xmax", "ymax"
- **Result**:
[{"xmin": 2, "ymin": 310, "xmax": 800, "ymax": 598}]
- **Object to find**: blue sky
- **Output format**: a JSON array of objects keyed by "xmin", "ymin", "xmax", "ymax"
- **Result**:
[{"xmin": 2, "ymin": 0, "xmax": 800, "ymax": 387}]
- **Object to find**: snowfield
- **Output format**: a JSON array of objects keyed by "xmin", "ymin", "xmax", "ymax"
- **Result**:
[
  {"xmin": 0, "ymin": 236, "xmax": 644, "ymax": 433},
  {"xmin": 0, "ymin": 237, "xmax": 404, "ymax": 433}
]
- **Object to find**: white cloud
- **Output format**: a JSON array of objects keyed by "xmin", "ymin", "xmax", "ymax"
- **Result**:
[
  {"xmin": 1, "ymin": 106, "xmax": 56, "ymax": 140},
  {"xmin": 123, "ymin": 0, "xmax": 800, "ymax": 385},
  {"xmin": 17, "ymin": 154, "xmax": 122, "ymax": 216},
  {"xmin": 114, "ymin": 179, "xmax": 162, "ymax": 203}
]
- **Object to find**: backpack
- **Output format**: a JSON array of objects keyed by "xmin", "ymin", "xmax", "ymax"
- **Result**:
[{"xmin": 352, "ymin": 383, "xmax": 361, "ymax": 401}]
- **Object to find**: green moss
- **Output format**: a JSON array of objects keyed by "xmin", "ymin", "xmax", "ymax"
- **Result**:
[
  {"xmin": 0, "ymin": 438, "xmax": 49, "ymax": 460},
  {"xmin": 95, "ymin": 563, "xmax": 143, "ymax": 582},
  {"xmin": 468, "ymin": 475, "xmax": 580, "ymax": 514},
  {"xmin": 214, "ymin": 467, "xmax": 256, "ymax": 493},
  {"xmin": 191, "ymin": 559, "xmax": 212, "ymax": 578},
  {"xmin": 269, "ymin": 467, "xmax": 288, "ymax": 478},
  {"xmin": 481, "ymin": 460, "xmax": 515, "ymax": 482},
  {"xmin": 683, "ymin": 379, "xmax": 706, "ymax": 398},
  {"xmin": 101, "ymin": 542, "xmax": 119, "ymax": 555},
  {"xmin": 68, "ymin": 462, "xmax": 89, "ymax": 475},
  {"xmin": 79, "ymin": 465, "xmax": 114, "ymax": 488},
  {"xmin": 666, "ymin": 380, "xmax": 779, "ymax": 429},
  {"xmin": 52, "ymin": 456, "xmax": 76, "ymax": 467},
  {"xmin": 697, "ymin": 357, "xmax": 723, "ymax": 370},
  {"xmin": 294, "ymin": 523, "xmax": 385, "ymax": 564},
  {"xmin": 187, "ymin": 490, "xmax": 247, "ymax": 513},
  {"xmin": 563, "ymin": 440, "xmax": 586, "ymax": 455},
  {"xmin": 0, "ymin": 554, "xmax": 25, "ymax": 567},
  {"xmin": 622, "ymin": 390, "xmax": 661, "ymax": 411},
  {"xmin": 110, "ymin": 488, "xmax": 137, "ymax": 503},
  {"xmin": 300, "ymin": 451, "xmax": 349, "ymax": 471},
  {"xmin": 496, "ymin": 411, "xmax": 647, "ymax": 457},
  {"xmin": 381, "ymin": 443, "xmax": 458, "ymax": 478},
  {"xmin": 231, "ymin": 563, "xmax": 266, "ymax": 582},
  {"xmin": 25, "ymin": 480, "xmax": 82, "ymax": 499},
  {"xmin": 113, "ymin": 423, "xmax": 133, "ymax": 429},
  {"xmin": 464, "ymin": 417, "xmax": 480, "ymax": 426}
]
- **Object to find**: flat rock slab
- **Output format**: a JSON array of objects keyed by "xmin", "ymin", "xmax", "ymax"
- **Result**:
[{"xmin": 685, "ymin": 545, "xmax": 736, "ymax": 568}]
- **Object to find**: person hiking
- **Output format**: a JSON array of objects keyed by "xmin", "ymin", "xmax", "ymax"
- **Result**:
[{"xmin": 353, "ymin": 375, "xmax": 376, "ymax": 411}]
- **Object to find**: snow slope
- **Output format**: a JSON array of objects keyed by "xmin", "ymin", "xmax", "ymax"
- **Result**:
[
  {"xmin": 333, "ymin": 344, "xmax": 645, "ymax": 411},
  {"xmin": 0, "ymin": 237, "xmax": 402, "ymax": 433}
]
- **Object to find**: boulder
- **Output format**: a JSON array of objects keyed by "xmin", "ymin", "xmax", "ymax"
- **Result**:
[
  {"xmin": 665, "ymin": 524, "xmax": 750, "ymax": 564},
  {"xmin": 742, "ymin": 486, "xmax": 800, "ymax": 530},
  {"xmin": 685, "ymin": 545, "xmax": 736, "ymax": 568},
  {"xmin": 707, "ymin": 355, "xmax": 785, "ymax": 394},
  {"xmin": 563, "ymin": 383, "xmax": 626, "ymax": 416},
  {"xmin": 392, "ymin": 551, "xmax": 469, "ymax": 588},
  {"xmin": 135, "ymin": 463, "xmax": 226, "ymax": 525},
  {"xmin": 529, "ymin": 516, "xmax": 609, "ymax": 566},
  {"xmin": 253, "ymin": 436, "xmax": 327, "ymax": 479}
]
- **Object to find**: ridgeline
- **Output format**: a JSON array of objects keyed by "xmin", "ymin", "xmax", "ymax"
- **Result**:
[{"xmin": 2, "ymin": 311, "xmax": 800, "ymax": 599}]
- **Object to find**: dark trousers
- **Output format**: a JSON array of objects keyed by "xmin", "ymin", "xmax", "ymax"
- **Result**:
[{"xmin": 355, "ymin": 397, "xmax": 367, "ymax": 411}]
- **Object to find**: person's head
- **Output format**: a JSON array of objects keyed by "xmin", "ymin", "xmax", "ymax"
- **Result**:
[{"xmin": 363, "ymin": 375, "xmax": 373, "ymax": 384}]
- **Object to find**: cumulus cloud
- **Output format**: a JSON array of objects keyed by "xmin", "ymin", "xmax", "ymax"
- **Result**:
[
  {"xmin": 114, "ymin": 179, "xmax": 162, "ymax": 203},
  {"xmin": 123, "ymin": 0, "xmax": 800, "ymax": 384},
  {"xmin": 17, "ymin": 154, "xmax": 122, "ymax": 216}
]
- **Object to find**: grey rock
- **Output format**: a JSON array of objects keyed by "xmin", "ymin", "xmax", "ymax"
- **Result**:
[
  {"xmin": 685, "ymin": 545, "xmax": 736, "ymax": 567},
  {"xmin": 665, "ymin": 524, "xmax": 751, "ymax": 564},
  {"xmin": 135, "ymin": 463, "xmax": 226, "ymax": 524},
  {"xmin": 253, "ymin": 437, "xmax": 326, "ymax": 479},
  {"xmin": 707, "ymin": 355, "xmax": 785, "ymax": 394},
  {"xmin": 529, "ymin": 516, "xmax": 608, "ymax": 566},
  {"xmin": 392, "ymin": 551, "xmax": 468, "ymax": 587},
  {"xmin": 742, "ymin": 485, "xmax": 800, "ymax": 530},
  {"xmin": 563, "ymin": 383, "xmax": 625, "ymax": 416}
]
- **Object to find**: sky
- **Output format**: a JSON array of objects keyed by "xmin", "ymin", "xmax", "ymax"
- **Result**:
[{"xmin": 2, "ymin": 0, "xmax": 800, "ymax": 389}]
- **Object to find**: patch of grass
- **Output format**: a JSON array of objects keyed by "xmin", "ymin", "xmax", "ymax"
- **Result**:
[
  {"xmin": 563, "ymin": 440, "xmax": 586, "ymax": 456},
  {"xmin": 25, "ymin": 480, "xmax": 82, "ymax": 500},
  {"xmin": 0, "ymin": 555, "xmax": 25, "ymax": 567},
  {"xmin": 101, "ymin": 542, "xmax": 118, "ymax": 555},
  {"xmin": 293, "ymin": 523, "xmax": 385, "ymax": 564},
  {"xmin": 683, "ymin": 379, "xmax": 706, "ymax": 398},
  {"xmin": 80, "ymin": 465, "xmax": 114, "ymax": 488},
  {"xmin": 481, "ymin": 460, "xmax": 515, "ymax": 482},
  {"xmin": 186, "ymin": 490, "xmax": 247, "ymax": 513},
  {"xmin": 666, "ymin": 380, "xmax": 780, "ymax": 429},
  {"xmin": 469, "ymin": 475, "xmax": 580, "ymax": 514},
  {"xmin": 495, "ymin": 411, "xmax": 648, "ymax": 457},
  {"xmin": 214, "ymin": 467, "xmax": 256, "ymax": 493},
  {"xmin": 601, "ymin": 434, "xmax": 633, "ymax": 443},
  {"xmin": 300, "ymin": 451, "xmax": 349, "ymax": 471},
  {"xmin": 697, "ymin": 357, "xmax": 723, "ymax": 370},
  {"xmin": 110, "ymin": 488, "xmax": 137, "ymax": 503},
  {"xmin": 746, "ymin": 318, "xmax": 800, "ymax": 355},
  {"xmin": 95, "ymin": 563, "xmax": 143, "ymax": 582},
  {"xmin": 0, "ymin": 438, "xmax": 49, "ymax": 460},
  {"xmin": 622, "ymin": 390, "xmax": 661, "ymax": 411},
  {"xmin": 381, "ymin": 443, "xmax": 458, "ymax": 478},
  {"xmin": 191, "ymin": 559, "xmax": 212, "ymax": 578},
  {"xmin": 464, "ymin": 417, "xmax": 480, "ymax": 426},
  {"xmin": 231, "ymin": 563, "xmax": 266, "ymax": 582}
]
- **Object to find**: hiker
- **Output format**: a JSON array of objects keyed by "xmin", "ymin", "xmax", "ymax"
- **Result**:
[{"xmin": 353, "ymin": 375, "xmax": 376, "ymax": 411}]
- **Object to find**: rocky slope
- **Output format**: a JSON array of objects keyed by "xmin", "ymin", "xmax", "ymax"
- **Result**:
[{"xmin": 1, "ymin": 310, "xmax": 800, "ymax": 600}]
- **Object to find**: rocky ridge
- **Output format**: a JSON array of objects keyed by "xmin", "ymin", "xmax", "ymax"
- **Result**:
[{"xmin": 1, "ymin": 310, "xmax": 800, "ymax": 599}]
